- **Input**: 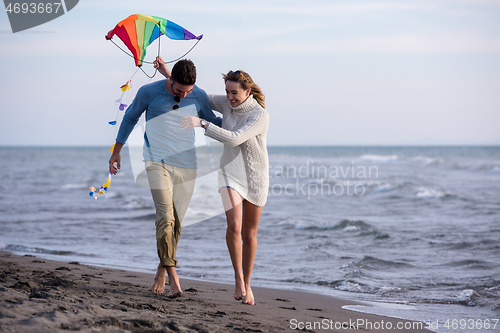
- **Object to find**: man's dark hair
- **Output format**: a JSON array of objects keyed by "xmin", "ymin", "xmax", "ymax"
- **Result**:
[{"xmin": 171, "ymin": 59, "xmax": 196, "ymax": 85}]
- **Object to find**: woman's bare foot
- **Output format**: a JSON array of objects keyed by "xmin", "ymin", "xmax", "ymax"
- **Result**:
[
  {"xmin": 151, "ymin": 264, "xmax": 167, "ymax": 294},
  {"xmin": 234, "ymin": 278, "xmax": 246, "ymax": 300},
  {"xmin": 242, "ymin": 286, "xmax": 255, "ymax": 305},
  {"xmin": 166, "ymin": 266, "xmax": 183, "ymax": 298}
]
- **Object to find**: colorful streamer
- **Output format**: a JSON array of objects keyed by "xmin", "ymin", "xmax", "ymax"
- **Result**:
[{"xmin": 89, "ymin": 171, "xmax": 112, "ymax": 199}]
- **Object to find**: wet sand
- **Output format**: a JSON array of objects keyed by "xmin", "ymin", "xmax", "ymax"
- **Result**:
[{"xmin": 0, "ymin": 251, "xmax": 431, "ymax": 332}]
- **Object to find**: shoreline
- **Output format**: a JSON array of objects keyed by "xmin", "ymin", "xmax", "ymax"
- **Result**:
[{"xmin": 0, "ymin": 250, "xmax": 431, "ymax": 332}]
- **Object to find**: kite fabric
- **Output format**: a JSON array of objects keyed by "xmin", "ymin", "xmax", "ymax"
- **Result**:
[{"xmin": 105, "ymin": 14, "xmax": 203, "ymax": 67}]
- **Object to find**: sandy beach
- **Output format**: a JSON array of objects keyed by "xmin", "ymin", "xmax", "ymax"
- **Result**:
[{"xmin": 0, "ymin": 250, "xmax": 432, "ymax": 332}]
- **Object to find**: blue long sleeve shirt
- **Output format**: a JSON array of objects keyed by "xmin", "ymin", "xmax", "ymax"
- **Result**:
[{"xmin": 116, "ymin": 80, "xmax": 222, "ymax": 169}]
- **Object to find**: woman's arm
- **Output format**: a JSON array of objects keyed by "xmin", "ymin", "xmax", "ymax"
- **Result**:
[
  {"xmin": 209, "ymin": 94, "xmax": 229, "ymax": 113},
  {"xmin": 204, "ymin": 111, "xmax": 269, "ymax": 147}
]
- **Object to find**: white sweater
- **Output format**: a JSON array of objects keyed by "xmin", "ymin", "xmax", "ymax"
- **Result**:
[{"xmin": 205, "ymin": 94, "xmax": 269, "ymax": 207}]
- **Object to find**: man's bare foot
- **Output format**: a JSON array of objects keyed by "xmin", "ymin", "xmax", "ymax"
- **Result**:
[
  {"xmin": 151, "ymin": 264, "xmax": 167, "ymax": 294},
  {"xmin": 234, "ymin": 278, "xmax": 246, "ymax": 300},
  {"xmin": 166, "ymin": 266, "xmax": 183, "ymax": 298},
  {"xmin": 242, "ymin": 286, "xmax": 254, "ymax": 305}
]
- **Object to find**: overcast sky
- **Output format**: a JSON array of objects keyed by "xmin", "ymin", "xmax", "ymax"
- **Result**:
[{"xmin": 1, "ymin": 0, "xmax": 499, "ymax": 146}]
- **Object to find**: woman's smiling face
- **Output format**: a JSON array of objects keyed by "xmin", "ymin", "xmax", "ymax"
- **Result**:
[{"xmin": 225, "ymin": 80, "xmax": 251, "ymax": 108}]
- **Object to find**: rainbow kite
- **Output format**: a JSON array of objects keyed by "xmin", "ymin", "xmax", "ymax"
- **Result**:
[{"xmin": 105, "ymin": 14, "xmax": 203, "ymax": 67}]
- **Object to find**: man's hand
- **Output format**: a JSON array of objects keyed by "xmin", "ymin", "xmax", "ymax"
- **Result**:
[
  {"xmin": 109, "ymin": 142, "xmax": 124, "ymax": 174},
  {"xmin": 180, "ymin": 116, "xmax": 202, "ymax": 130},
  {"xmin": 154, "ymin": 56, "xmax": 171, "ymax": 79}
]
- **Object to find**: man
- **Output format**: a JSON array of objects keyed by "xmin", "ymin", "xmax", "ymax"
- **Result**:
[{"xmin": 109, "ymin": 59, "xmax": 221, "ymax": 298}]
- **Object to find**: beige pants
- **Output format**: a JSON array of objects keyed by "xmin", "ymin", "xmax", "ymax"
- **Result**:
[{"xmin": 145, "ymin": 161, "xmax": 197, "ymax": 267}]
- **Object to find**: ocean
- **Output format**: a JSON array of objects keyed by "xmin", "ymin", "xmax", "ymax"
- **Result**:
[{"xmin": 1, "ymin": 145, "xmax": 499, "ymax": 332}]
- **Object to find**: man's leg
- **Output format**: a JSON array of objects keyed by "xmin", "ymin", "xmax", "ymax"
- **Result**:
[
  {"xmin": 146, "ymin": 161, "xmax": 179, "ymax": 295},
  {"xmin": 146, "ymin": 162, "xmax": 197, "ymax": 296},
  {"xmin": 166, "ymin": 165, "xmax": 196, "ymax": 297},
  {"xmin": 171, "ymin": 165, "xmax": 197, "ymax": 227}
]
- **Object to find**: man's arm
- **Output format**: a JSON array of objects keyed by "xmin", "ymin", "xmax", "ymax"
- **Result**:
[
  {"xmin": 116, "ymin": 86, "xmax": 149, "ymax": 144},
  {"xmin": 192, "ymin": 86, "xmax": 223, "ymax": 127},
  {"xmin": 109, "ymin": 85, "xmax": 150, "ymax": 174}
]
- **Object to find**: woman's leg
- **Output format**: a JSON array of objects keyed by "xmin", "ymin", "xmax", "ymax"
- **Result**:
[
  {"xmin": 220, "ymin": 187, "xmax": 245, "ymax": 299},
  {"xmin": 241, "ymin": 200, "xmax": 263, "ymax": 305}
]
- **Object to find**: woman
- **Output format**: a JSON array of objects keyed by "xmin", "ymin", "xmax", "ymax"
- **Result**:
[{"xmin": 155, "ymin": 58, "xmax": 269, "ymax": 305}]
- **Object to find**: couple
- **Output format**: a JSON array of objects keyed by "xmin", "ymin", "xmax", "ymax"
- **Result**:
[{"xmin": 108, "ymin": 58, "xmax": 269, "ymax": 305}]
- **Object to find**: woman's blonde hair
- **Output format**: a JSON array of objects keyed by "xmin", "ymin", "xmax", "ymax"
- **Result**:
[{"xmin": 223, "ymin": 70, "xmax": 265, "ymax": 108}]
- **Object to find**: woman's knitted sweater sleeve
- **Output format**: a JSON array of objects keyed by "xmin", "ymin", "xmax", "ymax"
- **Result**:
[
  {"xmin": 204, "ymin": 111, "xmax": 269, "ymax": 147},
  {"xmin": 208, "ymin": 95, "xmax": 228, "ymax": 114}
]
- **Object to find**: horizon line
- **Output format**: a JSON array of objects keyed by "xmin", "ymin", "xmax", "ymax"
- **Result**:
[{"xmin": 0, "ymin": 144, "xmax": 499, "ymax": 148}]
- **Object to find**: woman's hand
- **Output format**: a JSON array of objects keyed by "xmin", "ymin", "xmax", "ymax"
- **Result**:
[
  {"xmin": 180, "ymin": 116, "xmax": 202, "ymax": 130},
  {"xmin": 154, "ymin": 56, "xmax": 170, "ymax": 79}
]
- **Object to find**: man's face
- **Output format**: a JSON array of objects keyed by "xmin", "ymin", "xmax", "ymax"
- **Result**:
[{"xmin": 171, "ymin": 81, "xmax": 194, "ymax": 98}]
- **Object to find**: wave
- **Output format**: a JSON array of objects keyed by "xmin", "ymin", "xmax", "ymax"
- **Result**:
[
  {"xmin": 443, "ymin": 259, "xmax": 492, "ymax": 270},
  {"xmin": 1, "ymin": 244, "xmax": 98, "ymax": 257},
  {"xmin": 418, "ymin": 289, "xmax": 482, "ymax": 307},
  {"xmin": 372, "ymin": 183, "xmax": 396, "ymax": 193},
  {"xmin": 333, "ymin": 220, "xmax": 390, "ymax": 240},
  {"xmin": 360, "ymin": 154, "xmax": 400, "ymax": 162},
  {"xmin": 282, "ymin": 219, "xmax": 373, "ymax": 232},
  {"xmin": 332, "ymin": 219, "xmax": 371, "ymax": 231},
  {"xmin": 60, "ymin": 183, "xmax": 88, "ymax": 190},
  {"xmin": 488, "ymin": 166, "xmax": 500, "ymax": 174},
  {"xmin": 283, "ymin": 220, "xmax": 338, "ymax": 230},
  {"xmin": 410, "ymin": 156, "xmax": 444, "ymax": 166},
  {"xmin": 277, "ymin": 219, "xmax": 391, "ymax": 241},
  {"xmin": 311, "ymin": 279, "xmax": 492, "ymax": 308},
  {"xmin": 122, "ymin": 196, "xmax": 153, "ymax": 210},
  {"xmin": 440, "ymin": 239, "xmax": 500, "ymax": 252},
  {"xmin": 414, "ymin": 187, "xmax": 457, "ymax": 199},
  {"xmin": 279, "ymin": 219, "xmax": 391, "ymax": 240},
  {"xmin": 457, "ymin": 289, "xmax": 481, "ymax": 306},
  {"xmin": 314, "ymin": 282, "xmax": 490, "ymax": 309},
  {"xmin": 314, "ymin": 280, "xmax": 378, "ymax": 294},
  {"xmin": 354, "ymin": 256, "xmax": 414, "ymax": 271},
  {"xmin": 336, "ymin": 281, "xmax": 378, "ymax": 294},
  {"xmin": 415, "ymin": 187, "xmax": 444, "ymax": 198}
]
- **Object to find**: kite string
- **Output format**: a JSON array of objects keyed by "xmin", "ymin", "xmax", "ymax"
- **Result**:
[
  {"xmin": 163, "ymin": 38, "xmax": 202, "ymax": 64},
  {"xmin": 128, "ymin": 67, "xmax": 140, "ymax": 82},
  {"xmin": 111, "ymin": 67, "xmax": 140, "ymax": 135},
  {"xmin": 139, "ymin": 37, "xmax": 203, "ymax": 78},
  {"xmin": 140, "ymin": 31, "xmax": 160, "ymax": 79}
]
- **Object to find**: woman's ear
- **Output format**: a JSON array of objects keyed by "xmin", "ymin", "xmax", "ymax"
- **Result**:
[{"xmin": 246, "ymin": 88, "xmax": 251, "ymax": 97}]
